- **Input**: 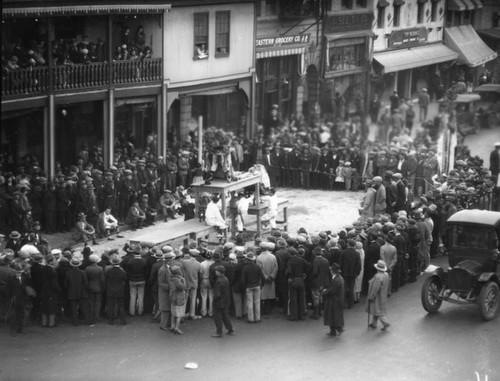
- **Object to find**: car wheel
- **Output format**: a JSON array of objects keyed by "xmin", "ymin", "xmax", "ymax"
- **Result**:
[
  {"xmin": 478, "ymin": 281, "xmax": 499, "ymax": 321},
  {"xmin": 421, "ymin": 276, "xmax": 443, "ymax": 313}
]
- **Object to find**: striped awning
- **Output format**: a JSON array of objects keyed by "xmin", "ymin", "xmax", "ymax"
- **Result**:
[
  {"xmin": 373, "ymin": 44, "xmax": 458, "ymax": 73},
  {"xmin": 445, "ymin": 25, "xmax": 498, "ymax": 67},
  {"xmin": 460, "ymin": 0, "xmax": 475, "ymax": 10},
  {"xmin": 3, "ymin": 4, "xmax": 171, "ymax": 17},
  {"xmin": 471, "ymin": 0, "xmax": 483, "ymax": 8},
  {"xmin": 256, "ymin": 46, "xmax": 306, "ymax": 59},
  {"xmin": 448, "ymin": 0, "xmax": 466, "ymax": 11}
]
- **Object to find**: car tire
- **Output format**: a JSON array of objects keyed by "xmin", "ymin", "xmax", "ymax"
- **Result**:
[
  {"xmin": 478, "ymin": 281, "xmax": 499, "ymax": 321},
  {"xmin": 421, "ymin": 276, "xmax": 443, "ymax": 314}
]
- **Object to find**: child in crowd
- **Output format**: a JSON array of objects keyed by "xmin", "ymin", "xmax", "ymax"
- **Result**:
[
  {"xmin": 343, "ymin": 161, "xmax": 353, "ymax": 191},
  {"xmin": 335, "ymin": 160, "xmax": 345, "ymax": 190}
]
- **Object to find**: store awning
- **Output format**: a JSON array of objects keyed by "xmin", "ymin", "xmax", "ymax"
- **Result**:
[
  {"xmin": 460, "ymin": 0, "xmax": 475, "ymax": 10},
  {"xmin": 373, "ymin": 44, "xmax": 458, "ymax": 73},
  {"xmin": 256, "ymin": 46, "xmax": 306, "ymax": 59},
  {"xmin": 478, "ymin": 28, "xmax": 500, "ymax": 41},
  {"xmin": 445, "ymin": 25, "xmax": 498, "ymax": 67},
  {"xmin": 3, "ymin": 4, "xmax": 172, "ymax": 17},
  {"xmin": 448, "ymin": 0, "xmax": 466, "ymax": 11},
  {"xmin": 471, "ymin": 0, "xmax": 483, "ymax": 9}
]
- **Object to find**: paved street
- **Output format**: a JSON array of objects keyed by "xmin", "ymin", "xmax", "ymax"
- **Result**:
[{"xmin": 0, "ymin": 255, "xmax": 498, "ymax": 381}]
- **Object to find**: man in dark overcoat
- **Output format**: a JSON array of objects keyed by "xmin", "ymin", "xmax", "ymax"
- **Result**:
[
  {"xmin": 105, "ymin": 254, "xmax": 127, "ymax": 325},
  {"xmin": 338, "ymin": 239, "xmax": 361, "ymax": 309},
  {"xmin": 322, "ymin": 263, "xmax": 344, "ymax": 336},
  {"xmin": 211, "ymin": 265, "xmax": 234, "ymax": 338},
  {"xmin": 65, "ymin": 257, "xmax": 90, "ymax": 326}
]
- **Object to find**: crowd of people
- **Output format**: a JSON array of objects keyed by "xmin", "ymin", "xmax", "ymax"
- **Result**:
[
  {"xmin": 1, "ymin": 83, "xmax": 499, "ymax": 337},
  {"xmin": 2, "ymin": 25, "xmax": 153, "ymax": 76}
]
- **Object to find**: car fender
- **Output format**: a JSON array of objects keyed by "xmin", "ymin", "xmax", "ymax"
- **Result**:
[
  {"xmin": 478, "ymin": 272, "xmax": 498, "ymax": 283},
  {"xmin": 424, "ymin": 265, "xmax": 446, "ymax": 280}
]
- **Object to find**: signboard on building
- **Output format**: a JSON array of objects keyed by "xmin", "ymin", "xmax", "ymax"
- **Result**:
[
  {"xmin": 389, "ymin": 27, "xmax": 428, "ymax": 48},
  {"xmin": 256, "ymin": 34, "xmax": 310, "ymax": 49},
  {"xmin": 324, "ymin": 12, "xmax": 373, "ymax": 34}
]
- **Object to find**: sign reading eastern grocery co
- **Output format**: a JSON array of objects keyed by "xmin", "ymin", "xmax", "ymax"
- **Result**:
[
  {"xmin": 256, "ymin": 34, "xmax": 310, "ymax": 49},
  {"xmin": 389, "ymin": 27, "xmax": 428, "ymax": 48},
  {"xmin": 325, "ymin": 12, "xmax": 373, "ymax": 34}
]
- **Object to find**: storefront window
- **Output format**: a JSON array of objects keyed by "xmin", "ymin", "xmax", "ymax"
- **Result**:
[
  {"xmin": 115, "ymin": 100, "xmax": 157, "ymax": 158},
  {"xmin": 56, "ymin": 101, "xmax": 103, "ymax": 170},
  {"xmin": 1, "ymin": 109, "xmax": 45, "ymax": 172},
  {"xmin": 328, "ymin": 40, "xmax": 366, "ymax": 72}
]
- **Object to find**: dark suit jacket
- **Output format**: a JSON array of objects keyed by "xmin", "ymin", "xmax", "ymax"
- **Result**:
[
  {"xmin": 65, "ymin": 268, "xmax": 88, "ymax": 300},
  {"xmin": 213, "ymin": 275, "xmax": 231, "ymax": 309},
  {"xmin": 6, "ymin": 273, "xmax": 28, "ymax": 304},
  {"xmin": 339, "ymin": 248, "xmax": 361, "ymax": 278},
  {"xmin": 105, "ymin": 266, "xmax": 127, "ymax": 298}
]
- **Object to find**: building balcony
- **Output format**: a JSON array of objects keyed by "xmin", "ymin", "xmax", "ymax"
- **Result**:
[{"xmin": 2, "ymin": 58, "xmax": 163, "ymax": 99}]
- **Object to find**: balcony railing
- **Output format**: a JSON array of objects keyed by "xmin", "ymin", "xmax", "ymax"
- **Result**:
[
  {"xmin": 2, "ymin": 58, "xmax": 162, "ymax": 98},
  {"xmin": 2, "ymin": 66, "xmax": 49, "ymax": 97}
]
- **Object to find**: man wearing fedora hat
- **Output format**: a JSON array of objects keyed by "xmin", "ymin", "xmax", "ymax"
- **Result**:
[
  {"xmin": 65, "ymin": 257, "xmax": 91, "ymax": 326},
  {"xmin": 75, "ymin": 212, "xmax": 98, "ymax": 246},
  {"xmin": 366, "ymin": 260, "xmax": 390, "ymax": 330},
  {"xmin": 105, "ymin": 254, "xmax": 127, "ymax": 325},
  {"xmin": 149, "ymin": 249, "xmax": 165, "ymax": 321},
  {"xmin": 322, "ymin": 263, "xmax": 344, "ymax": 336},
  {"xmin": 212, "ymin": 265, "xmax": 234, "ymax": 338},
  {"xmin": 158, "ymin": 248, "xmax": 175, "ymax": 330},
  {"xmin": 124, "ymin": 244, "xmax": 148, "ymax": 316},
  {"xmin": 5, "ymin": 261, "xmax": 29, "ymax": 336},
  {"xmin": 241, "ymin": 252, "xmax": 265, "ymax": 323}
]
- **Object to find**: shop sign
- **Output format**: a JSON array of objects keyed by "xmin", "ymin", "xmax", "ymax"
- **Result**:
[
  {"xmin": 389, "ymin": 27, "xmax": 428, "ymax": 48},
  {"xmin": 256, "ymin": 34, "xmax": 310, "ymax": 49},
  {"xmin": 324, "ymin": 13, "xmax": 373, "ymax": 34}
]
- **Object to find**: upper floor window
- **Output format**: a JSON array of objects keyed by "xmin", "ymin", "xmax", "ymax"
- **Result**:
[
  {"xmin": 280, "ymin": 0, "xmax": 318, "ymax": 18},
  {"xmin": 393, "ymin": 4, "xmax": 402, "ymax": 27},
  {"xmin": 417, "ymin": 2, "xmax": 425, "ymax": 24},
  {"xmin": 377, "ymin": 6, "xmax": 386, "ymax": 28},
  {"xmin": 356, "ymin": 0, "xmax": 367, "ymax": 7},
  {"xmin": 328, "ymin": 39, "xmax": 366, "ymax": 72},
  {"xmin": 215, "ymin": 11, "xmax": 230, "ymax": 57},
  {"xmin": 342, "ymin": 0, "xmax": 353, "ymax": 9},
  {"xmin": 431, "ymin": 0, "xmax": 438, "ymax": 22},
  {"xmin": 257, "ymin": 0, "xmax": 278, "ymax": 17},
  {"xmin": 194, "ymin": 12, "xmax": 209, "ymax": 60}
]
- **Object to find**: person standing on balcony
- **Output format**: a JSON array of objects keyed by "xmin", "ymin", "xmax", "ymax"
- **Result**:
[
  {"xmin": 121, "ymin": 26, "xmax": 133, "ymax": 49},
  {"xmin": 135, "ymin": 26, "xmax": 146, "ymax": 51}
]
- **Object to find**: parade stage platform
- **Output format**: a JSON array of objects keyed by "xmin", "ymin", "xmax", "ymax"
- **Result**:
[{"xmin": 129, "ymin": 219, "xmax": 218, "ymax": 248}]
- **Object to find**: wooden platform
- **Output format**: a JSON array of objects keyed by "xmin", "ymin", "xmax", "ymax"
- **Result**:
[
  {"xmin": 129, "ymin": 219, "xmax": 219, "ymax": 248},
  {"xmin": 229, "ymin": 198, "xmax": 289, "ymax": 236}
]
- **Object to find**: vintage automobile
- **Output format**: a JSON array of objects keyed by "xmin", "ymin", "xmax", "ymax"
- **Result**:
[
  {"xmin": 473, "ymin": 84, "xmax": 500, "ymax": 128},
  {"xmin": 453, "ymin": 93, "xmax": 481, "ymax": 137},
  {"xmin": 421, "ymin": 209, "xmax": 500, "ymax": 321}
]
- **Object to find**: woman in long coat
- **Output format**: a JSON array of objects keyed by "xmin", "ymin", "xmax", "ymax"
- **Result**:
[
  {"xmin": 256, "ymin": 242, "xmax": 278, "ymax": 315},
  {"xmin": 366, "ymin": 260, "xmax": 390, "ymax": 330},
  {"xmin": 322, "ymin": 263, "xmax": 344, "ymax": 336},
  {"xmin": 39, "ymin": 254, "xmax": 61, "ymax": 327},
  {"xmin": 354, "ymin": 241, "xmax": 365, "ymax": 303},
  {"xmin": 158, "ymin": 253, "xmax": 173, "ymax": 331}
]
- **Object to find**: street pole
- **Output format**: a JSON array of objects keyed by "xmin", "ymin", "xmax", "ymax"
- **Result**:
[{"xmin": 198, "ymin": 115, "xmax": 203, "ymax": 164}]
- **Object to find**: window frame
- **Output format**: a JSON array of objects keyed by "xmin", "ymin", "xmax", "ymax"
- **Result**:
[
  {"xmin": 356, "ymin": 0, "xmax": 367, "ymax": 8},
  {"xmin": 193, "ymin": 12, "xmax": 209, "ymax": 61},
  {"xmin": 215, "ymin": 11, "xmax": 230, "ymax": 58}
]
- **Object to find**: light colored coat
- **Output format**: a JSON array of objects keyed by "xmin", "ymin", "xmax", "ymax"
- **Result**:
[
  {"xmin": 365, "ymin": 271, "xmax": 389, "ymax": 317},
  {"xmin": 257, "ymin": 251, "xmax": 278, "ymax": 300},
  {"xmin": 360, "ymin": 187, "xmax": 376, "ymax": 222},
  {"xmin": 157, "ymin": 264, "xmax": 171, "ymax": 311}
]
